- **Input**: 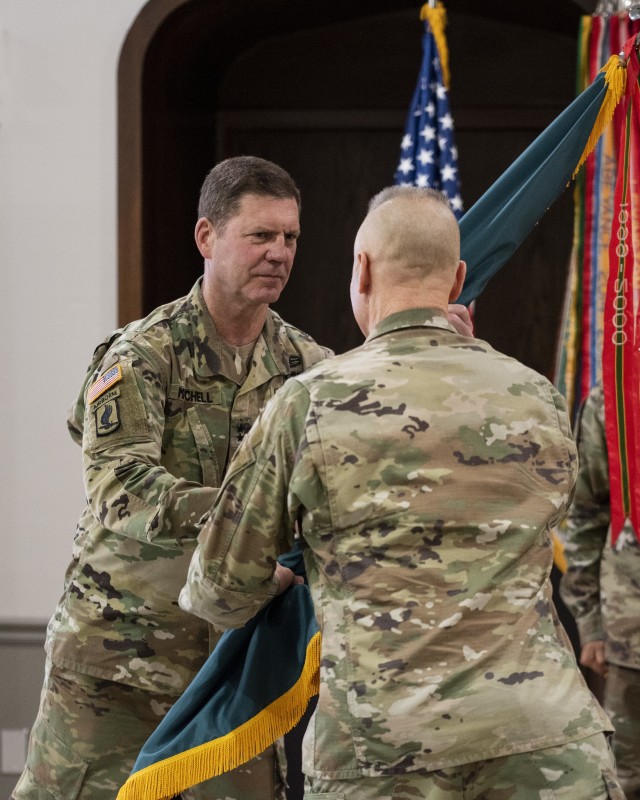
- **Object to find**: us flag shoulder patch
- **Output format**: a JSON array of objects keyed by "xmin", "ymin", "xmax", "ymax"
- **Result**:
[{"xmin": 88, "ymin": 364, "xmax": 123, "ymax": 404}]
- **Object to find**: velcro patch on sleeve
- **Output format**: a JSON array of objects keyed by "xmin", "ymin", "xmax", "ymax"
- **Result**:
[{"xmin": 88, "ymin": 364, "xmax": 123, "ymax": 404}]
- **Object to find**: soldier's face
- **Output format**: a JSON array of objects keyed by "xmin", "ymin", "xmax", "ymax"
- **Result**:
[{"xmin": 206, "ymin": 193, "xmax": 300, "ymax": 308}]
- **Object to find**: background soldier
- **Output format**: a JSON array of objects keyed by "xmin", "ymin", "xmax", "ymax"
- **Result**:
[
  {"xmin": 181, "ymin": 186, "xmax": 621, "ymax": 800},
  {"xmin": 560, "ymin": 382, "xmax": 640, "ymax": 800}
]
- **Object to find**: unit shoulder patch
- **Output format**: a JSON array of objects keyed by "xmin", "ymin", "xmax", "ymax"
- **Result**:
[{"xmin": 95, "ymin": 398, "xmax": 121, "ymax": 436}]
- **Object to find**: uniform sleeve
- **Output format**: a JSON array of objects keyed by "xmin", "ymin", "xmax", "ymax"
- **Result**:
[
  {"xmin": 546, "ymin": 380, "xmax": 579, "ymax": 525},
  {"xmin": 180, "ymin": 379, "xmax": 311, "ymax": 628},
  {"xmin": 559, "ymin": 385, "xmax": 609, "ymax": 644},
  {"xmin": 82, "ymin": 341, "xmax": 217, "ymax": 549}
]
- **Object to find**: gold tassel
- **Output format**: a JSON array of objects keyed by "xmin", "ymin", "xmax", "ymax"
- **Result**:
[
  {"xmin": 573, "ymin": 53, "xmax": 627, "ymax": 178},
  {"xmin": 116, "ymin": 631, "xmax": 322, "ymax": 800},
  {"xmin": 551, "ymin": 529, "xmax": 568, "ymax": 573},
  {"xmin": 420, "ymin": 2, "xmax": 451, "ymax": 89}
]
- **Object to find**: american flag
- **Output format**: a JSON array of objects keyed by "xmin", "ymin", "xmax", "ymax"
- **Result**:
[
  {"xmin": 87, "ymin": 364, "xmax": 122, "ymax": 404},
  {"xmin": 394, "ymin": 7, "xmax": 463, "ymax": 220}
]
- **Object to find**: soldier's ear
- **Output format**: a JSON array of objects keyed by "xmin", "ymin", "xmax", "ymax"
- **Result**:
[
  {"xmin": 449, "ymin": 260, "xmax": 466, "ymax": 302},
  {"xmin": 195, "ymin": 218, "xmax": 215, "ymax": 258},
  {"xmin": 357, "ymin": 252, "xmax": 372, "ymax": 294}
]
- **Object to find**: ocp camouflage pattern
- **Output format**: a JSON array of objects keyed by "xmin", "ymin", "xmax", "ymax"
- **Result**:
[
  {"xmin": 47, "ymin": 278, "xmax": 331, "ymax": 696},
  {"xmin": 559, "ymin": 382, "xmax": 640, "ymax": 800},
  {"xmin": 559, "ymin": 381, "xmax": 640, "ymax": 669},
  {"xmin": 182, "ymin": 307, "xmax": 610, "ymax": 778},
  {"xmin": 302, "ymin": 733, "xmax": 623, "ymax": 799}
]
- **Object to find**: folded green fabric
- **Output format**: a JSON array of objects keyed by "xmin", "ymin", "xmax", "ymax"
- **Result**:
[
  {"xmin": 459, "ymin": 70, "xmax": 607, "ymax": 304},
  {"xmin": 117, "ymin": 549, "xmax": 319, "ymax": 800}
]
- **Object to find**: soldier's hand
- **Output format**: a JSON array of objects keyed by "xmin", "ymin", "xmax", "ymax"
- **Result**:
[
  {"xmin": 447, "ymin": 304, "xmax": 474, "ymax": 338},
  {"xmin": 274, "ymin": 563, "xmax": 304, "ymax": 596},
  {"xmin": 580, "ymin": 640, "xmax": 608, "ymax": 677}
]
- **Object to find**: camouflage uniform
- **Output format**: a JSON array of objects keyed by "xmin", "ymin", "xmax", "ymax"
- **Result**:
[
  {"xmin": 13, "ymin": 279, "xmax": 330, "ymax": 800},
  {"xmin": 302, "ymin": 734, "xmax": 621, "ymax": 799},
  {"xmin": 560, "ymin": 381, "xmax": 640, "ymax": 799},
  {"xmin": 181, "ymin": 308, "xmax": 618, "ymax": 797}
]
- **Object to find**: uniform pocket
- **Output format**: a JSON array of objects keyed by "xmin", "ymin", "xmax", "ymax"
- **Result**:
[
  {"xmin": 86, "ymin": 359, "xmax": 151, "ymax": 453},
  {"xmin": 303, "ymin": 794, "xmax": 346, "ymax": 799},
  {"xmin": 187, "ymin": 406, "xmax": 221, "ymax": 487},
  {"xmin": 23, "ymin": 716, "xmax": 89, "ymax": 800}
]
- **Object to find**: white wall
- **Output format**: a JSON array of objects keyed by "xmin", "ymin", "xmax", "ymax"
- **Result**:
[{"xmin": 0, "ymin": 0, "xmax": 146, "ymax": 622}]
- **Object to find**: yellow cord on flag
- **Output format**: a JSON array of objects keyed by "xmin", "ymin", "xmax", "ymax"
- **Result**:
[
  {"xmin": 573, "ymin": 53, "xmax": 627, "ymax": 178},
  {"xmin": 116, "ymin": 631, "xmax": 321, "ymax": 800},
  {"xmin": 420, "ymin": 1, "xmax": 450, "ymax": 89}
]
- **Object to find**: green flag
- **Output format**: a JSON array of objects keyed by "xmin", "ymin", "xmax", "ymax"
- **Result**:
[{"xmin": 459, "ymin": 67, "xmax": 614, "ymax": 304}]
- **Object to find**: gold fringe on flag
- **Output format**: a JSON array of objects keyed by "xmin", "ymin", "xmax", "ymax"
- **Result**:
[
  {"xmin": 573, "ymin": 53, "xmax": 628, "ymax": 178},
  {"xmin": 551, "ymin": 529, "xmax": 568, "ymax": 574},
  {"xmin": 420, "ymin": 1, "xmax": 451, "ymax": 88},
  {"xmin": 116, "ymin": 631, "xmax": 322, "ymax": 800}
]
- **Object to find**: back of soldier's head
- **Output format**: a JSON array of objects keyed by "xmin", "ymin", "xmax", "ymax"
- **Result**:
[
  {"xmin": 198, "ymin": 156, "xmax": 301, "ymax": 231},
  {"xmin": 361, "ymin": 186, "xmax": 460, "ymax": 284}
]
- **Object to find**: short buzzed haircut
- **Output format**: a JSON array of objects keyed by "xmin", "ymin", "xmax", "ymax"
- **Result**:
[
  {"xmin": 368, "ymin": 185, "xmax": 450, "ymax": 214},
  {"xmin": 198, "ymin": 156, "xmax": 301, "ymax": 231},
  {"xmin": 360, "ymin": 185, "xmax": 460, "ymax": 278}
]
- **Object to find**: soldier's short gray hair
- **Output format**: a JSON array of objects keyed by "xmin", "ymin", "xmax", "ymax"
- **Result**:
[
  {"xmin": 198, "ymin": 156, "xmax": 301, "ymax": 231},
  {"xmin": 368, "ymin": 185, "xmax": 451, "ymax": 214}
]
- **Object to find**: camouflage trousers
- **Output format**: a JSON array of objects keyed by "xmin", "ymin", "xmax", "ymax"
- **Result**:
[
  {"xmin": 303, "ymin": 733, "xmax": 624, "ymax": 799},
  {"xmin": 605, "ymin": 663, "xmax": 640, "ymax": 800},
  {"xmin": 11, "ymin": 663, "xmax": 286, "ymax": 800}
]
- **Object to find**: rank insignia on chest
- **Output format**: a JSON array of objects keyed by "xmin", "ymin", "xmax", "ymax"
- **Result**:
[
  {"xmin": 236, "ymin": 421, "xmax": 252, "ymax": 441},
  {"xmin": 88, "ymin": 364, "xmax": 123, "ymax": 404},
  {"xmin": 288, "ymin": 355, "xmax": 302, "ymax": 375},
  {"xmin": 95, "ymin": 398, "xmax": 121, "ymax": 436}
]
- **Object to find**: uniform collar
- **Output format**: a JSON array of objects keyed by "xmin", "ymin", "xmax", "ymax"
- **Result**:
[
  {"xmin": 365, "ymin": 307, "xmax": 457, "ymax": 343},
  {"xmin": 188, "ymin": 279, "xmax": 295, "ymax": 385}
]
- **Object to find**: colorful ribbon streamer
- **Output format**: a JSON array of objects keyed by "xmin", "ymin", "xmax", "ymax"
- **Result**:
[{"xmin": 602, "ymin": 35, "xmax": 640, "ymax": 543}]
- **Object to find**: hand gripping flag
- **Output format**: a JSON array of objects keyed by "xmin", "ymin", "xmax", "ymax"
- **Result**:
[
  {"xmin": 117, "ymin": 43, "xmax": 632, "ymax": 800},
  {"xmin": 116, "ymin": 548, "xmax": 319, "ymax": 800},
  {"xmin": 394, "ymin": 1, "xmax": 463, "ymax": 219}
]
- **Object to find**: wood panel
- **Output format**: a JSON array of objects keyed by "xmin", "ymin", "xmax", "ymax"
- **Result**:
[
  {"xmin": 217, "ymin": 107, "xmax": 574, "ymax": 375},
  {"xmin": 126, "ymin": 3, "xmax": 582, "ymax": 376}
]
